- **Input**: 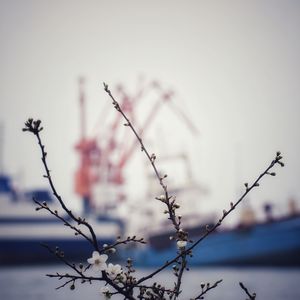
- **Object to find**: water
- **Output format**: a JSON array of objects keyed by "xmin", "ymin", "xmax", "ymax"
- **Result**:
[{"xmin": 0, "ymin": 265, "xmax": 300, "ymax": 299}]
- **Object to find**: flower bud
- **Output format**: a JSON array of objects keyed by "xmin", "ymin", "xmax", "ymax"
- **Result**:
[
  {"xmin": 158, "ymin": 195, "xmax": 166, "ymax": 202},
  {"xmin": 177, "ymin": 240, "xmax": 187, "ymax": 249},
  {"xmin": 109, "ymin": 247, "xmax": 116, "ymax": 254}
]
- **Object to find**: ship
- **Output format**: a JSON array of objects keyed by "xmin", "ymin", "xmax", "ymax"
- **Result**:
[
  {"xmin": 0, "ymin": 173, "xmax": 124, "ymax": 265},
  {"xmin": 120, "ymin": 136, "xmax": 300, "ymax": 267},
  {"xmin": 123, "ymin": 208, "xmax": 300, "ymax": 267}
]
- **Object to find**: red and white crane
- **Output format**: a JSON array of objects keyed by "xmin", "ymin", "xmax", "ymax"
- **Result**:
[{"xmin": 74, "ymin": 78, "xmax": 198, "ymax": 214}]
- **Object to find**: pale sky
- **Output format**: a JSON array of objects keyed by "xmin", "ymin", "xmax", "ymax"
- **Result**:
[{"xmin": 0, "ymin": 0, "xmax": 299, "ymax": 225}]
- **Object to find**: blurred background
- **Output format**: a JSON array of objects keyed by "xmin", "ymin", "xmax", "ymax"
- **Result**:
[{"xmin": 0, "ymin": 1, "xmax": 300, "ymax": 299}]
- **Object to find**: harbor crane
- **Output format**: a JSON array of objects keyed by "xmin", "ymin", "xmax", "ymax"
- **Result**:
[{"xmin": 74, "ymin": 78, "xmax": 198, "ymax": 214}]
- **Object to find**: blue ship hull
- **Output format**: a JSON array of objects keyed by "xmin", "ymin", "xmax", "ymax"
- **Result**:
[{"xmin": 126, "ymin": 216, "xmax": 300, "ymax": 267}]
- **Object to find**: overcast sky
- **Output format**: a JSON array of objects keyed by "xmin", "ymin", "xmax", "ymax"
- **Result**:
[{"xmin": 0, "ymin": 0, "xmax": 299, "ymax": 224}]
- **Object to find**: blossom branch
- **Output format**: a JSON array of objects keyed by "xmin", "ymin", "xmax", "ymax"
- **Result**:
[
  {"xmin": 24, "ymin": 82, "xmax": 284, "ymax": 299},
  {"xmin": 23, "ymin": 119, "xmax": 138, "ymax": 300},
  {"xmin": 136, "ymin": 151, "xmax": 284, "ymax": 285},
  {"xmin": 44, "ymin": 244, "xmax": 135, "ymax": 299},
  {"xmin": 103, "ymin": 83, "xmax": 283, "ymax": 296},
  {"xmin": 44, "ymin": 237, "xmax": 141, "ymax": 294}
]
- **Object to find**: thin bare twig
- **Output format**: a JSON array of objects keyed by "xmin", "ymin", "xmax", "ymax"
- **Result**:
[
  {"xmin": 35, "ymin": 200, "xmax": 94, "ymax": 244},
  {"xmin": 171, "ymin": 253, "xmax": 187, "ymax": 299},
  {"xmin": 192, "ymin": 279, "xmax": 223, "ymax": 299},
  {"xmin": 23, "ymin": 119, "xmax": 100, "ymax": 252},
  {"xmin": 41, "ymin": 243, "xmax": 83, "ymax": 276},
  {"xmin": 239, "ymin": 282, "xmax": 256, "ymax": 300}
]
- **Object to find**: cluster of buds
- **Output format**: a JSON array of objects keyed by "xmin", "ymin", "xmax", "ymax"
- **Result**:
[
  {"xmin": 22, "ymin": 118, "xmax": 43, "ymax": 135},
  {"xmin": 140, "ymin": 282, "xmax": 168, "ymax": 299},
  {"xmin": 275, "ymin": 151, "xmax": 284, "ymax": 167},
  {"xmin": 121, "ymin": 257, "xmax": 137, "ymax": 286},
  {"xmin": 140, "ymin": 287, "xmax": 155, "ymax": 299}
]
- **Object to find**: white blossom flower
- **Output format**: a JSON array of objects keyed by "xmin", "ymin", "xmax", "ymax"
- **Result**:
[
  {"xmin": 106, "ymin": 263, "xmax": 122, "ymax": 279},
  {"xmin": 87, "ymin": 251, "xmax": 108, "ymax": 272},
  {"xmin": 177, "ymin": 240, "xmax": 187, "ymax": 249}
]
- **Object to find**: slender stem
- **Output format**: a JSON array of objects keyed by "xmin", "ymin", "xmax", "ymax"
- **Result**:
[
  {"xmin": 35, "ymin": 200, "xmax": 94, "ymax": 244},
  {"xmin": 239, "ymin": 282, "xmax": 256, "ymax": 300},
  {"xmin": 193, "ymin": 280, "xmax": 223, "ymax": 299},
  {"xmin": 172, "ymin": 254, "xmax": 187, "ymax": 299}
]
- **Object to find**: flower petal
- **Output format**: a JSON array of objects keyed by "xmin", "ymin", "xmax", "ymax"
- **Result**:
[
  {"xmin": 87, "ymin": 257, "xmax": 94, "ymax": 264},
  {"xmin": 107, "ymin": 263, "xmax": 113, "ymax": 269},
  {"xmin": 92, "ymin": 251, "xmax": 100, "ymax": 258},
  {"xmin": 99, "ymin": 254, "xmax": 108, "ymax": 263},
  {"xmin": 91, "ymin": 263, "xmax": 101, "ymax": 272},
  {"xmin": 99, "ymin": 263, "xmax": 107, "ymax": 271}
]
